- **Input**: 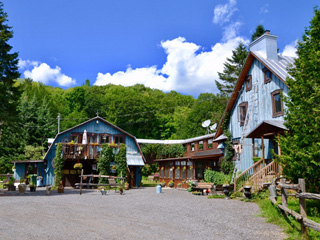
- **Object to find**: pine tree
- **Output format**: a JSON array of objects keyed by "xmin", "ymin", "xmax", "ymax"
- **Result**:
[
  {"xmin": 251, "ymin": 24, "xmax": 265, "ymax": 41},
  {"xmin": 215, "ymin": 42, "xmax": 248, "ymax": 96},
  {"xmin": 276, "ymin": 8, "xmax": 320, "ymax": 191},
  {"xmin": 0, "ymin": 2, "xmax": 20, "ymax": 143}
]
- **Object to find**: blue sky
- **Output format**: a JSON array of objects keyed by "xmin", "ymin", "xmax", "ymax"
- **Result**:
[{"xmin": 2, "ymin": 0, "xmax": 318, "ymax": 97}]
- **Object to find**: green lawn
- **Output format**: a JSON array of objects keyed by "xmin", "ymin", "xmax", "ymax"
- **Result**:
[
  {"xmin": 141, "ymin": 177, "xmax": 158, "ymax": 187},
  {"xmin": 257, "ymin": 196, "xmax": 320, "ymax": 239}
]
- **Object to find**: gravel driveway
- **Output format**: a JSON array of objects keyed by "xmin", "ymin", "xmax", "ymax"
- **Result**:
[{"xmin": 0, "ymin": 187, "xmax": 285, "ymax": 240}]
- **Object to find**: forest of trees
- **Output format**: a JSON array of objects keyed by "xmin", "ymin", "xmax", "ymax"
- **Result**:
[{"xmin": 0, "ymin": 79, "xmax": 229, "ymax": 172}]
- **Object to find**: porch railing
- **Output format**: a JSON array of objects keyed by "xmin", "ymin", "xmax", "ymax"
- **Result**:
[
  {"xmin": 234, "ymin": 158, "xmax": 281, "ymax": 193},
  {"xmin": 250, "ymin": 161, "xmax": 281, "ymax": 192},
  {"xmin": 61, "ymin": 143, "xmax": 103, "ymax": 160}
]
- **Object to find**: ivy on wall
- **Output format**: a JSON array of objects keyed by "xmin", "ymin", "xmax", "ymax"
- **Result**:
[
  {"xmin": 115, "ymin": 143, "xmax": 127, "ymax": 178},
  {"xmin": 220, "ymin": 111, "xmax": 234, "ymax": 175},
  {"xmin": 53, "ymin": 143, "xmax": 64, "ymax": 187},
  {"xmin": 97, "ymin": 144, "xmax": 113, "ymax": 184}
]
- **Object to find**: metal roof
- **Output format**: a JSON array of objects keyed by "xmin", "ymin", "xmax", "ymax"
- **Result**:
[
  {"xmin": 137, "ymin": 133, "xmax": 216, "ymax": 145},
  {"xmin": 126, "ymin": 154, "xmax": 145, "ymax": 166},
  {"xmin": 252, "ymin": 51, "xmax": 295, "ymax": 82}
]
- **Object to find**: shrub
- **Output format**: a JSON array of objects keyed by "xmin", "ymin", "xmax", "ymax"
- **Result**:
[{"xmin": 204, "ymin": 170, "xmax": 231, "ymax": 185}]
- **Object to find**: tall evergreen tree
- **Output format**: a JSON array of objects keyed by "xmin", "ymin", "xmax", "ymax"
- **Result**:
[
  {"xmin": 251, "ymin": 24, "xmax": 265, "ymax": 41},
  {"xmin": 215, "ymin": 42, "xmax": 248, "ymax": 96},
  {"xmin": 0, "ymin": 2, "xmax": 20, "ymax": 143},
  {"xmin": 276, "ymin": 8, "xmax": 320, "ymax": 191}
]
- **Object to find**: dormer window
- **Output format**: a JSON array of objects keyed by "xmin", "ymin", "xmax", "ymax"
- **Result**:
[
  {"xmin": 238, "ymin": 102, "xmax": 248, "ymax": 126},
  {"xmin": 271, "ymin": 89, "xmax": 284, "ymax": 117},
  {"xmin": 245, "ymin": 75, "xmax": 252, "ymax": 91},
  {"xmin": 263, "ymin": 67, "xmax": 272, "ymax": 83}
]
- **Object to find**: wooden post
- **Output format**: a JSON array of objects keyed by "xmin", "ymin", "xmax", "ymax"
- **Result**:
[
  {"xmin": 299, "ymin": 178, "xmax": 308, "ymax": 236},
  {"xmin": 252, "ymin": 138, "xmax": 255, "ymax": 158},
  {"xmin": 261, "ymin": 136, "xmax": 265, "ymax": 167},
  {"xmin": 281, "ymin": 178, "xmax": 287, "ymax": 208},
  {"xmin": 80, "ymin": 169, "xmax": 84, "ymax": 195}
]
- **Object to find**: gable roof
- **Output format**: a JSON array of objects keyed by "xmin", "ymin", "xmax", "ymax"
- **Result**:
[
  {"xmin": 44, "ymin": 116, "xmax": 145, "ymax": 161},
  {"xmin": 215, "ymin": 51, "xmax": 295, "ymax": 138}
]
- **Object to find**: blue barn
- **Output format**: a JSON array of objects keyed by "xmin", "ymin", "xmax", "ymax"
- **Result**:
[
  {"xmin": 13, "ymin": 116, "xmax": 145, "ymax": 188},
  {"xmin": 215, "ymin": 32, "xmax": 295, "ymax": 190}
]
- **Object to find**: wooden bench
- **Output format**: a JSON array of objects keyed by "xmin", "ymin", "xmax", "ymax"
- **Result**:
[{"xmin": 192, "ymin": 182, "xmax": 214, "ymax": 194}]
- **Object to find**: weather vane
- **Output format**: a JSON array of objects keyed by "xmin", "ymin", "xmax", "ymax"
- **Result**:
[{"xmin": 96, "ymin": 110, "xmax": 99, "ymax": 116}]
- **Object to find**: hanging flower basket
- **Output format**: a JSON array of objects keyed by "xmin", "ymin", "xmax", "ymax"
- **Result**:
[
  {"xmin": 74, "ymin": 163, "xmax": 83, "ymax": 169},
  {"xmin": 189, "ymin": 166, "xmax": 193, "ymax": 170},
  {"xmin": 109, "ymin": 142, "xmax": 118, "ymax": 148},
  {"xmin": 182, "ymin": 166, "xmax": 187, "ymax": 171},
  {"xmin": 111, "ymin": 165, "xmax": 117, "ymax": 170}
]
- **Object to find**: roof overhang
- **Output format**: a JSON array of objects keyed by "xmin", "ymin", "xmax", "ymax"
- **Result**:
[
  {"xmin": 246, "ymin": 120, "xmax": 288, "ymax": 139},
  {"xmin": 12, "ymin": 160, "xmax": 44, "ymax": 164},
  {"xmin": 192, "ymin": 149, "xmax": 223, "ymax": 159},
  {"xmin": 154, "ymin": 157, "xmax": 190, "ymax": 162}
]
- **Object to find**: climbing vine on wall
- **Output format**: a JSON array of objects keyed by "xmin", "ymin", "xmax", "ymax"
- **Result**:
[
  {"xmin": 98, "ymin": 144, "xmax": 113, "ymax": 184},
  {"xmin": 53, "ymin": 143, "xmax": 64, "ymax": 187},
  {"xmin": 220, "ymin": 111, "xmax": 234, "ymax": 174},
  {"xmin": 115, "ymin": 143, "xmax": 127, "ymax": 178}
]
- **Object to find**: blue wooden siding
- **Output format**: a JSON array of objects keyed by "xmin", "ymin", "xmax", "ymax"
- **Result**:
[
  {"xmin": 229, "ymin": 59, "xmax": 288, "ymax": 171},
  {"xmin": 43, "ymin": 119, "xmax": 142, "ymax": 186}
]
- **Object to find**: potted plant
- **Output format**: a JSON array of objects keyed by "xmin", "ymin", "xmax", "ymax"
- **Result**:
[
  {"xmin": 186, "ymin": 180, "xmax": 194, "ymax": 192},
  {"xmin": 29, "ymin": 183, "xmax": 36, "ymax": 192},
  {"xmin": 124, "ymin": 182, "xmax": 129, "ymax": 190},
  {"xmin": 222, "ymin": 180, "xmax": 230, "ymax": 199},
  {"xmin": 18, "ymin": 178, "xmax": 27, "ymax": 195},
  {"xmin": 7, "ymin": 177, "xmax": 16, "ymax": 191},
  {"xmin": 74, "ymin": 162, "xmax": 83, "ymax": 169},
  {"xmin": 243, "ymin": 180, "xmax": 252, "ymax": 199},
  {"xmin": 168, "ymin": 180, "xmax": 174, "ymax": 188},
  {"xmin": 119, "ymin": 186, "xmax": 123, "ymax": 195},
  {"xmin": 160, "ymin": 181, "xmax": 166, "ymax": 187},
  {"xmin": 177, "ymin": 183, "xmax": 182, "ymax": 188}
]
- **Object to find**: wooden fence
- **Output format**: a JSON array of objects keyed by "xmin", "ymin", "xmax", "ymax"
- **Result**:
[
  {"xmin": 78, "ymin": 169, "xmax": 126, "ymax": 195},
  {"xmin": 268, "ymin": 178, "xmax": 320, "ymax": 237}
]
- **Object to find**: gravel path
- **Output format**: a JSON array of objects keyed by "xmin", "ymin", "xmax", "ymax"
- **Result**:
[{"xmin": 0, "ymin": 187, "xmax": 285, "ymax": 240}]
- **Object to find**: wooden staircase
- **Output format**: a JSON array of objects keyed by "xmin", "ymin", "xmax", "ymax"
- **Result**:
[{"xmin": 234, "ymin": 159, "xmax": 281, "ymax": 193}]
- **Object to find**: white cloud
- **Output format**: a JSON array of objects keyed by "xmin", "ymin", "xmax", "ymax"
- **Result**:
[
  {"xmin": 222, "ymin": 21, "xmax": 242, "ymax": 41},
  {"xmin": 18, "ymin": 59, "xmax": 40, "ymax": 69},
  {"xmin": 94, "ymin": 36, "xmax": 249, "ymax": 96},
  {"xmin": 23, "ymin": 62, "xmax": 76, "ymax": 87},
  {"xmin": 213, "ymin": 0, "xmax": 237, "ymax": 25},
  {"xmin": 282, "ymin": 40, "xmax": 298, "ymax": 58},
  {"xmin": 260, "ymin": 3, "xmax": 269, "ymax": 14}
]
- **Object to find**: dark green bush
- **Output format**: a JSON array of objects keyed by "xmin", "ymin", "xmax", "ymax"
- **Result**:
[{"xmin": 204, "ymin": 170, "xmax": 231, "ymax": 185}]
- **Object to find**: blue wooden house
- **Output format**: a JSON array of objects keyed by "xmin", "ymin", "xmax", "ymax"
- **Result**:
[
  {"xmin": 215, "ymin": 31, "xmax": 295, "ymax": 189},
  {"xmin": 13, "ymin": 116, "xmax": 145, "ymax": 188}
]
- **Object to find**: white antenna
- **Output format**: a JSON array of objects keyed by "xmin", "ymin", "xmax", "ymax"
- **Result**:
[
  {"xmin": 202, "ymin": 119, "xmax": 211, "ymax": 128},
  {"xmin": 202, "ymin": 120, "xmax": 212, "ymax": 134},
  {"xmin": 210, "ymin": 123, "xmax": 217, "ymax": 131}
]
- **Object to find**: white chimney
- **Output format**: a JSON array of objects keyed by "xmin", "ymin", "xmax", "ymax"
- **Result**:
[{"xmin": 249, "ymin": 30, "xmax": 278, "ymax": 61}]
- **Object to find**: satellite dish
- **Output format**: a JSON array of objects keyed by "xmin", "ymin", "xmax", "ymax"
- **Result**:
[
  {"xmin": 210, "ymin": 123, "xmax": 217, "ymax": 131},
  {"xmin": 202, "ymin": 120, "xmax": 211, "ymax": 128}
]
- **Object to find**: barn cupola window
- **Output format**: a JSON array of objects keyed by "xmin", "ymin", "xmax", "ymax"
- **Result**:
[
  {"xmin": 245, "ymin": 75, "xmax": 252, "ymax": 91},
  {"xmin": 238, "ymin": 102, "xmax": 248, "ymax": 126},
  {"xmin": 271, "ymin": 89, "xmax": 284, "ymax": 117},
  {"xmin": 263, "ymin": 67, "xmax": 272, "ymax": 83}
]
